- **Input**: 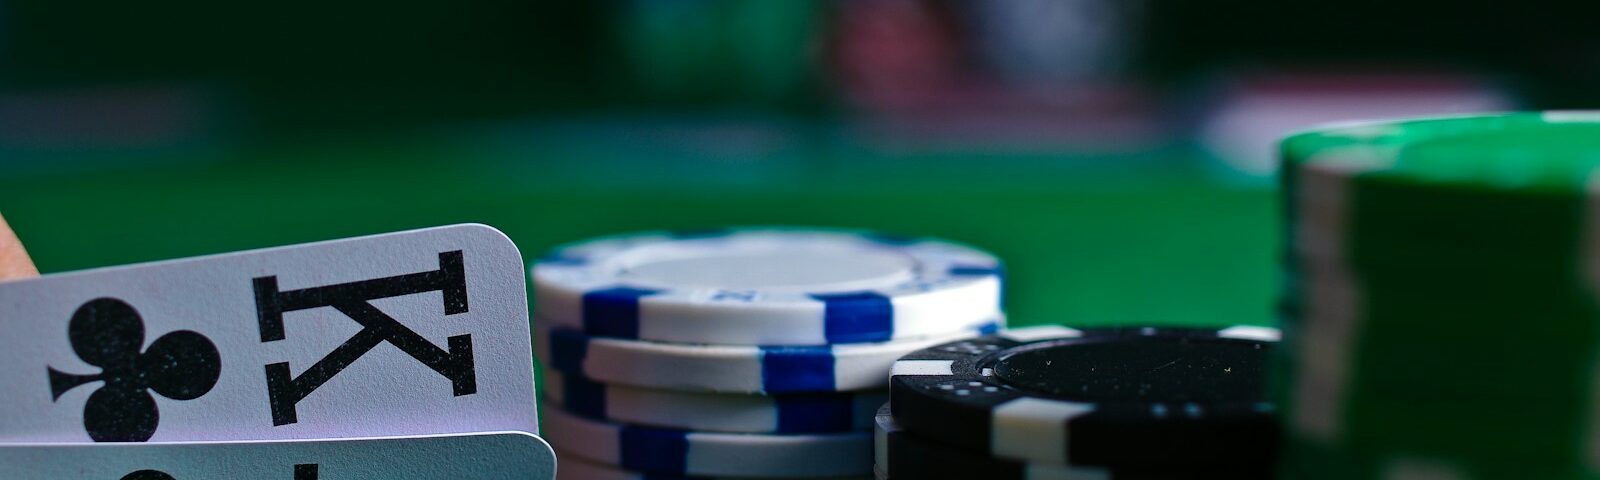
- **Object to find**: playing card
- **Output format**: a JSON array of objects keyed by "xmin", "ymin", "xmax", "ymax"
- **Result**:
[
  {"xmin": 0, "ymin": 224, "xmax": 537, "ymax": 442},
  {"xmin": 0, "ymin": 431, "xmax": 556, "ymax": 478}
]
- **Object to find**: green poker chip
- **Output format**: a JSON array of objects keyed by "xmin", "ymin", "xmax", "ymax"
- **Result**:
[{"xmin": 1276, "ymin": 112, "xmax": 1600, "ymax": 479}]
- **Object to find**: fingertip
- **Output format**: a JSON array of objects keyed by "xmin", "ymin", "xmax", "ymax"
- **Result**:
[{"xmin": 0, "ymin": 212, "xmax": 39, "ymax": 281}]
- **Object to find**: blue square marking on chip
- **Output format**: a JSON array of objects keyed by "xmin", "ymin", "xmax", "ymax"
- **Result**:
[
  {"xmin": 548, "ymin": 328, "xmax": 590, "ymax": 374},
  {"xmin": 948, "ymin": 265, "xmax": 1001, "ymax": 277},
  {"xmin": 775, "ymin": 393, "xmax": 854, "ymax": 433},
  {"xmin": 536, "ymin": 254, "xmax": 588, "ymax": 267},
  {"xmin": 620, "ymin": 425, "xmax": 691, "ymax": 474},
  {"xmin": 811, "ymin": 291, "xmax": 893, "ymax": 343},
  {"xmin": 582, "ymin": 286, "xmax": 661, "ymax": 339},
  {"xmin": 978, "ymin": 322, "xmax": 1001, "ymax": 335},
  {"xmin": 560, "ymin": 372, "xmax": 607, "ymax": 419},
  {"xmin": 760, "ymin": 346, "xmax": 836, "ymax": 393},
  {"xmin": 864, "ymin": 232, "xmax": 919, "ymax": 245}
]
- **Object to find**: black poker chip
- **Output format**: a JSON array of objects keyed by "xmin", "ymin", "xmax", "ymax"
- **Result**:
[
  {"xmin": 876, "ymin": 405, "xmax": 1270, "ymax": 480},
  {"xmin": 887, "ymin": 325, "xmax": 1280, "ymax": 468}
]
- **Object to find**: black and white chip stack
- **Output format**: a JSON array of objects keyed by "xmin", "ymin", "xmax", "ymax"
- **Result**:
[
  {"xmin": 529, "ymin": 228, "xmax": 1007, "ymax": 479},
  {"xmin": 880, "ymin": 325, "xmax": 1283, "ymax": 480}
]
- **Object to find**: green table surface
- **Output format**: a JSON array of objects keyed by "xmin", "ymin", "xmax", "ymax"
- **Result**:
[{"xmin": 0, "ymin": 121, "xmax": 1279, "ymax": 330}]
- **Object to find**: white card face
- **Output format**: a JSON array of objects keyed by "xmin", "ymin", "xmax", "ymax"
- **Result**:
[
  {"xmin": 0, "ymin": 224, "xmax": 537, "ymax": 442},
  {"xmin": 0, "ymin": 431, "xmax": 556, "ymax": 479}
]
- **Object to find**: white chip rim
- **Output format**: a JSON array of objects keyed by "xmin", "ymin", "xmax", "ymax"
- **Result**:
[{"xmin": 532, "ymin": 228, "xmax": 1003, "ymax": 345}]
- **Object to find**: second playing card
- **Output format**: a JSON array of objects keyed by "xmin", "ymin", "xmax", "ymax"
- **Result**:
[
  {"xmin": 0, "ymin": 431, "xmax": 556, "ymax": 478},
  {"xmin": 0, "ymin": 224, "xmax": 537, "ymax": 442}
]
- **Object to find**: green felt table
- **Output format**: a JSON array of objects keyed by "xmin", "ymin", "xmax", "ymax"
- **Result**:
[{"xmin": 0, "ymin": 123, "xmax": 1278, "ymax": 330}]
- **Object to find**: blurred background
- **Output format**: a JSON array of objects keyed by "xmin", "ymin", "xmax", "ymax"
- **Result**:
[{"xmin": 2, "ymin": 0, "xmax": 1596, "ymax": 328}]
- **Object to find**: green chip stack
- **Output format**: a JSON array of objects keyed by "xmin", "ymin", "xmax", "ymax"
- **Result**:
[{"xmin": 1275, "ymin": 112, "xmax": 1600, "ymax": 480}]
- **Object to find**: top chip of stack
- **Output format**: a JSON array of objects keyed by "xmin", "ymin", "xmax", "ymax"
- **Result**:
[
  {"xmin": 533, "ymin": 228, "xmax": 1004, "ymax": 345},
  {"xmin": 1277, "ymin": 112, "xmax": 1600, "ymax": 479},
  {"xmin": 885, "ymin": 324, "xmax": 1281, "ymax": 476},
  {"xmin": 1284, "ymin": 112, "xmax": 1600, "ymax": 270}
]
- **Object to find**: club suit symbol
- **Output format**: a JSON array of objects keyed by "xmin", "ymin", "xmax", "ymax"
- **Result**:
[{"xmin": 47, "ymin": 298, "xmax": 222, "ymax": 442}]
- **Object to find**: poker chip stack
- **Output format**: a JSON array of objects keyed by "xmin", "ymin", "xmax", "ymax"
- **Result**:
[
  {"xmin": 879, "ymin": 325, "xmax": 1283, "ymax": 480},
  {"xmin": 529, "ymin": 228, "xmax": 1006, "ymax": 479},
  {"xmin": 1277, "ymin": 113, "xmax": 1600, "ymax": 479}
]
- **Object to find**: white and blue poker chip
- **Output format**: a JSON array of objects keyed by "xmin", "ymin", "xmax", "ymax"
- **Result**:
[
  {"xmin": 536, "ymin": 319, "xmax": 1000, "ymax": 394},
  {"xmin": 532, "ymin": 228, "xmax": 1004, "ymax": 345},
  {"xmin": 544, "ymin": 406, "xmax": 873, "ymax": 478},
  {"xmin": 543, "ymin": 369, "xmax": 885, "ymax": 434}
]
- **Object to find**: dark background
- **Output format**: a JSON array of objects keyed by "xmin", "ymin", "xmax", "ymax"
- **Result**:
[{"xmin": 2, "ymin": 0, "xmax": 1595, "ymax": 328}]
